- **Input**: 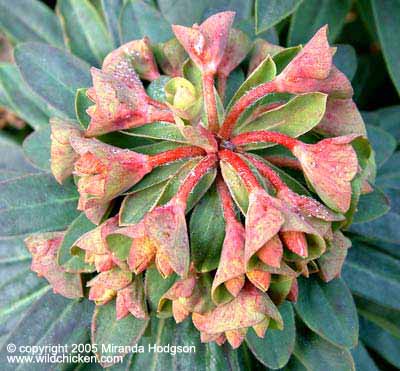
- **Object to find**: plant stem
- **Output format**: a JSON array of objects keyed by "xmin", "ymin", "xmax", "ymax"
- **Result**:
[
  {"xmin": 202, "ymin": 73, "xmax": 219, "ymax": 133},
  {"xmin": 217, "ymin": 72, "xmax": 228, "ymax": 104},
  {"xmin": 231, "ymin": 131, "xmax": 299, "ymax": 151},
  {"xmin": 218, "ymin": 149, "xmax": 260, "ymax": 191},
  {"xmin": 244, "ymin": 155, "xmax": 286, "ymax": 191},
  {"xmin": 263, "ymin": 155, "xmax": 302, "ymax": 171},
  {"xmin": 176, "ymin": 154, "xmax": 217, "ymax": 203},
  {"xmin": 149, "ymin": 146, "xmax": 205, "ymax": 167},
  {"xmin": 216, "ymin": 175, "xmax": 237, "ymax": 222},
  {"xmin": 219, "ymin": 80, "xmax": 277, "ymax": 139}
]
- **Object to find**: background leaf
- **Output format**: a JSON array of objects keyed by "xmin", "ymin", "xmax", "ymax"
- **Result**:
[
  {"xmin": 92, "ymin": 300, "xmax": 149, "ymax": 367},
  {"xmin": 120, "ymin": 0, "xmax": 173, "ymax": 44},
  {"xmin": 255, "ymin": 0, "xmax": 303, "ymax": 33},
  {"xmin": 0, "ymin": 292, "xmax": 93, "ymax": 369},
  {"xmin": 246, "ymin": 302, "xmax": 295, "ymax": 369},
  {"xmin": 22, "ymin": 127, "xmax": 51, "ymax": 171},
  {"xmin": 288, "ymin": 0, "xmax": 352, "ymax": 45},
  {"xmin": 57, "ymin": 0, "xmax": 114, "ymax": 67},
  {"xmin": 0, "ymin": 174, "xmax": 79, "ymax": 237},
  {"xmin": 14, "ymin": 43, "xmax": 91, "ymax": 119},
  {"xmin": 343, "ymin": 241, "xmax": 400, "ymax": 310},
  {"xmin": 372, "ymin": 0, "xmax": 400, "ymax": 95},
  {"xmin": 294, "ymin": 277, "xmax": 358, "ymax": 349},
  {"xmin": 0, "ymin": 0, "xmax": 64, "ymax": 47}
]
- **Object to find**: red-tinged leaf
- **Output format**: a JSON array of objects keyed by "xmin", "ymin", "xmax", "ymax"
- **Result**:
[
  {"xmin": 226, "ymin": 328, "xmax": 247, "ymax": 349},
  {"xmin": 74, "ymin": 216, "xmax": 124, "ymax": 272},
  {"xmin": 256, "ymin": 235, "xmax": 283, "ymax": 268},
  {"xmin": 244, "ymin": 188, "xmax": 284, "ymax": 266},
  {"xmin": 281, "ymin": 26, "xmax": 332, "ymax": 80},
  {"xmin": 211, "ymin": 220, "xmax": 246, "ymax": 304},
  {"xmin": 114, "ymin": 221, "xmax": 157, "ymax": 274},
  {"xmin": 277, "ymin": 187, "xmax": 344, "ymax": 222},
  {"xmin": 293, "ymin": 135, "xmax": 360, "ymax": 213},
  {"xmin": 25, "ymin": 232, "xmax": 83, "ymax": 299},
  {"xmin": 218, "ymin": 28, "xmax": 251, "ymax": 78},
  {"xmin": 316, "ymin": 98, "xmax": 367, "ymax": 137},
  {"xmin": 318, "ymin": 230, "xmax": 351, "ymax": 282},
  {"xmin": 172, "ymin": 11, "xmax": 235, "ymax": 74},
  {"xmin": 159, "ymin": 271, "xmax": 213, "ymax": 322},
  {"xmin": 193, "ymin": 283, "xmax": 282, "ymax": 336},
  {"xmin": 246, "ymin": 269, "xmax": 271, "ymax": 292},
  {"xmin": 70, "ymin": 136, "xmax": 152, "ymax": 210},
  {"xmin": 280, "ymin": 231, "xmax": 308, "ymax": 257},
  {"xmin": 87, "ymin": 268, "xmax": 132, "ymax": 305},
  {"xmin": 50, "ymin": 117, "xmax": 82, "ymax": 184},
  {"xmin": 103, "ymin": 38, "xmax": 160, "ymax": 81},
  {"xmin": 144, "ymin": 198, "xmax": 190, "ymax": 277},
  {"xmin": 115, "ymin": 275, "xmax": 148, "ymax": 320},
  {"xmin": 275, "ymin": 26, "xmax": 353, "ymax": 98}
]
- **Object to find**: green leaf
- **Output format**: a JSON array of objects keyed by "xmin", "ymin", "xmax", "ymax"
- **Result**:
[
  {"xmin": 144, "ymin": 266, "xmax": 176, "ymax": 314},
  {"xmin": 376, "ymin": 152, "xmax": 400, "ymax": 189},
  {"xmin": 0, "ymin": 234, "xmax": 49, "ymax": 344},
  {"xmin": 236, "ymin": 93, "xmax": 328, "ymax": 145},
  {"xmin": 366, "ymin": 124, "xmax": 397, "ymax": 168},
  {"xmin": 91, "ymin": 299, "xmax": 149, "ymax": 367},
  {"xmin": 0, "ymin": 174, "xmax": 79, "ymax": 237},
  {"xmin": 75, "ymin": 88, "xmax": 92, "ymax": 129},
  {"xmin": 220, "ymin": 160, "xmax": 249, "ymax": 214},
  {"xmin": 359, "ymin": 315, "xmax": 400, "ymax": 368},
  {"xmin": 246, "ymin": 302, "xmax": 295, "ymax": 369},
  {"xmin": 352, "ymin": 187, "xmax": 390, "ymax": 224},
  {"xmin": 294, "ymin": 276, "xmax": 358, "ymax": 348},
  {"xmin": 158, "ymin": 0, "xmax": 252, "ymax": 26},
  {"xmin": 372, "ymin": 0, "xmax": 400, "ymax": 95},
  {"xmin": 288, "ymin": 0, "xmax": 352, "ymax": 45},
  {"xmin": 57, "ymin": 0, "xmax": 114, "ymax": 67},
  {"xmin": 119, "ymin": 317, "xmax": 240, "ymax": 370},
  {"xmin": 354, "ymin": 295, "xmax": 400, "ymax": 338},
  {"xmin": 227, "ymin": 56, "xmax": 277, "ymax": 111},
  {"xmin": 349, "ymin": 211, "xmax": 400, "ymax": 245},
  {"xmin": 342, "ymin": 241, "xmax": 400, "ymax": 310},
  {"xmin": 333, "ymin": 44, "xmax": 358, "ymax": 81},
  {"xmin": 58, "ymin": 213, "xmax": 96, "ymax": 273},
  {"xmin": 0, "ymin": 0, "xmax": 64, "ymax": 47},
  {"xmin": 131, "ymin": 159, "xmax": 189, "ymax": 192},
  {"xmin": 351, "ymin": 342, "xmax": 379, "ymax": 371},
  {"xmin": 293, "ymin": 325, "xmax": 355, "ymax": 371},
  {"xmin": 120, "ymin": 0, "xmax": 173, "ymax": 44},
  {"xmin": 190, "ymin": 185, "xmax": 225, "ymax": 272},
  {"xmin": 120, "ymin": 181, "xmax": 169, "ymax": 225},
  {"xmin": 14, "ymin": 42, "xmax": 91, "ymax": 119},
  {"xmin": 22, "ymin": 126, "xmax": 51, "ymax": 171},
  {"xmin": 0, "ymin": 63, "xmax": 54, "ymax": 130},
  {"xmin": 101, "ymin": 0, "xmax": 123, "ymax": 47},
  {"xmin": 273, "ymin": 46, "xmax": 302, "ymax": 74},
  {"xmin": 0, "ymin": 135, "xmax": 38, "ymax": 173},
  {"xmin": 158, "ymin": 158, "xmax": 217, "ymax": 212},
  {"xmin": 255, "ymin": 0, "xmax": 303, "ymax": 34},
  {"xmin": 125, "ymin": 122, "xmax": 188, "ymax": 143},
  {"xmin": 0, "ymin": 292, "xmax": 93, "ymax": 366},
  {"xmin": 376, "ymin": 105, "xmax": 400, "ymax": 141}
]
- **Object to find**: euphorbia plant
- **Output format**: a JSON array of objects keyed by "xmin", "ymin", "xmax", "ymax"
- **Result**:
[{"xmin": 8, "ymin": 7, "xmax": 376, "ymax": 367}]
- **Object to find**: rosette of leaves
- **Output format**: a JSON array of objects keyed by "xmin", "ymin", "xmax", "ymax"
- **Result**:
[{"xmin": 0, "ymin": 1, "xmax": 398, "ymax": 370}]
